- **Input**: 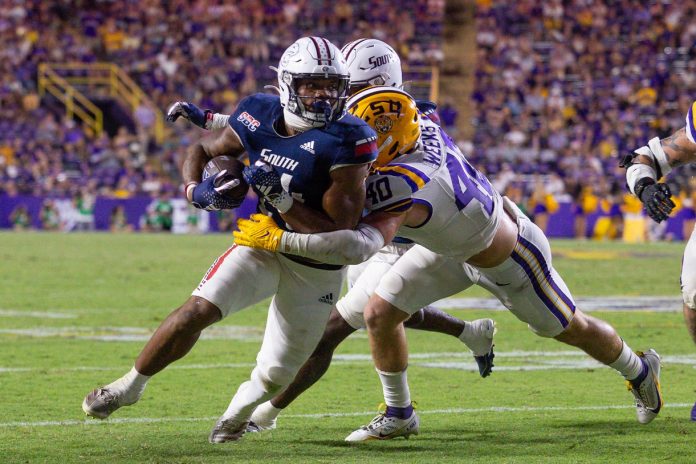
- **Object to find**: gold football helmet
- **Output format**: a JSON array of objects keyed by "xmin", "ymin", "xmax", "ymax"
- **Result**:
[{"xmin": 346, "ymin": 86, "xmax": 420, "ymax": 167}]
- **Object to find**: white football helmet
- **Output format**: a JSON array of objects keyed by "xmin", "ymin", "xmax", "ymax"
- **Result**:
[
  {"xmin": 341, "ymin": 39, "xmax": 403, "ymax": 94},
  {"xmin": 277, "ymin": 37, "xmax": 350, "ymax": 127}
]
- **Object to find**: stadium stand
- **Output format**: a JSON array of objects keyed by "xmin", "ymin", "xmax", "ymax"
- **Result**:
[
  {"xmin": 0, "ymin": 0, "xmax": 443, "ymax": 231},
  {"xmin": 1, "ymin": 0, "xmax": 694, "ymax": 240},
  {"xmin": 469, "ymin": 0, "xmax": 696, "ymax": 240}
]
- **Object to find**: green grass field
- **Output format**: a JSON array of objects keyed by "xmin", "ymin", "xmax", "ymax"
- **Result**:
[{"xmin": 1, "ymin": 232, "xmax": 695, "ymax": 463}]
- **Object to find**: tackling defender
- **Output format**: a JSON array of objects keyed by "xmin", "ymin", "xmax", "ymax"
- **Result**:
[
  {"xmin": 236, "ymin": 87, "xmax": 664, "ymax": 440},
  {"xmin": 169, "ymin": 38, "xmax": 496, "ymax": 433},
  {"xmin": 621, "ymin": 100, "xmax": 696, "ymax": 420},
  {"xmin": 82, "ymin": 36, "xmax": 379, "ymax": 444}
]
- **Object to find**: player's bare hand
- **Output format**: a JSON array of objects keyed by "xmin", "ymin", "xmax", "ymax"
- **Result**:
[{"xmin": 233, "ymin": 214, "xmax": 284, "ymax": 252}]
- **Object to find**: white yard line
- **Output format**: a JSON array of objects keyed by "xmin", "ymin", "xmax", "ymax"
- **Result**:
[
  {"xmin": 2, "ymin": 352, "xmax": 694, "ymax": 374},
  {"xmin": 0, "ymin": 403, "xmax": 692, "ymax": 428},
  {"xmin": 433, "ymin": 296, "xmax": 682, "ymax": 312},
  {"xmin": 0, "ymin": 325, "xmax": 264, "ymax": 342},
  {"xmin": 0, "ymin": 296, "xmax": 682, "ymax": 323},
  {"xmin": 0, "ymin": 310, "xmax": 76, "ymax": 319}
]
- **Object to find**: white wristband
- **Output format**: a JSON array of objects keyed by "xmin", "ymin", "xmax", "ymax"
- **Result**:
[
  {"xmin": 208, "ymin": 113, "xmax": 230, "ymax": 131},
  {"xmin": 648, "ymin": 137, "xmax": 671, "ymax": 178},
  {"xmin": 271, "ymin": 192, "xmax": 294, "ymax": 214},
  {"xmin": 185, "ymin": 182, "xmax": 199, "ymax": 201},
  {"xmin": 626, "ymin": 163, "xmax": 656, "ymax": 196}
]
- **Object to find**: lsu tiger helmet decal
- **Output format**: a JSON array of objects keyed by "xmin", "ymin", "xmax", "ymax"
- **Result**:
[{"xmin": 347, "ymin": 86, "xmax": 420, "ymax": 168}]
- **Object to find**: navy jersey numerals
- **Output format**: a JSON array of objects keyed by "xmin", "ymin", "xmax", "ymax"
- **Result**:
[{"xmin": 366, "ymin": 177, "xmax": 394, "ymax": 206}]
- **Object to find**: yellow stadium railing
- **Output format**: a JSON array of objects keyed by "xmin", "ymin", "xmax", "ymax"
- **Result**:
[
  {"xmin": 403, "ymin": 64, "xmax": 440, "ymax": 103},
  {"xmin": 37, "ymin": 63, "xmax": 103, "ymax": 137},
  {"xmin": 37, "ymin": 63, "xmax": 165, "ymax": 143}
]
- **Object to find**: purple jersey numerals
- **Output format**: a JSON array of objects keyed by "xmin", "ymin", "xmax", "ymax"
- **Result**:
[{"xmin": 446, "ymin": 153, "xmax": 494, "ymax": 215}]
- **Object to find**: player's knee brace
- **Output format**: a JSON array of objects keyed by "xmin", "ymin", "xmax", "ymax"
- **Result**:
[
  {"xmin": 375, "ymin": 269, "xmax": 406, "ymax": 304},
  {"xmin": 254, "ymin": 363, "xmax": 293, "ymax": 392}
]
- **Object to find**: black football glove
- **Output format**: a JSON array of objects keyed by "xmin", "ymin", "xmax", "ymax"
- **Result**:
[
  {"xmin": 166, "ymin": 101, "xmax": 212, "ymax": 129},
  {"xmin": 635, "ymin": 179, "xmax": 675, "ymax": 223}
]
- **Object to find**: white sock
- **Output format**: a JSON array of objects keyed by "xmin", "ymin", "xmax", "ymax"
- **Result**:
[
  {"xmin": 608, "ymin": 342, "xmax": 644, "ymax": 380},
  {"xmin": 250, "ymin": 400, "xmax": 282, "ymax": 428},
  {"xmin": 377, "ymin": 368, "xmax": 411, "ymax": 408},
  {"xmin": 222, "ymin": 368, "xmax": 283, "ymax": 422},
  {"xmin": 107, "ymin": 366, "xmax": 150, "ymax": 404}
]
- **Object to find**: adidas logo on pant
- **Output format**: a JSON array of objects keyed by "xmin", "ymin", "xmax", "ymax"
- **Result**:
[{"xmin": 318, "ymin": 293, "xmax": 334, "ymax": 304}]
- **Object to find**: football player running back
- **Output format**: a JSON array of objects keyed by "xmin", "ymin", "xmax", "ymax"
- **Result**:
[
  {"xmin": 621, "ymin": 100, "xmax": 696, "ymax": 420},
  {"xmin": 169, "ymin": 38, "xmax": 497, "ymax": 434},
  {"xmin": 82, "ymin": 36, "xmax": 379, "ymax": 444},
  {"xmin": 235, "ymin": 87, "xmax": 664, "ymax": 440}
]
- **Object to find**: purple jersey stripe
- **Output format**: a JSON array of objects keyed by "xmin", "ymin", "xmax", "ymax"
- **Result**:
[
  {"xmin": 379, "ymin": 170, "xmax": 419, "ymax": 193},
  {"xmin": 510, "ymin": 250, "xmax": 570, "ymax": 328},
  {"xmin": 517, "ymin": 235, "xmax": 576, "ymax": 313},
  {"xmin": 410, "ymin": 199, "xmax": 433, "ymax": 227},
  {"xmin": 390, "ymin": 163, "xmax": 432, "ymax": 184},
  {"xmin": 379, "ymin": 198, "xmax": 413, "ymax": 213}
]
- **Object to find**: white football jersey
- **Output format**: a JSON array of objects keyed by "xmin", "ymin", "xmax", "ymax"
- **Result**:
[{"xmin": 364, "ymin": 117, "xmax": 504, "ymax": 260}]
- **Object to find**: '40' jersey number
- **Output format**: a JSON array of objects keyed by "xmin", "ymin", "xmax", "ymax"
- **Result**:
[{"xmin": 366, "ymin": 177, "xmax": 393, "ymax": 208}]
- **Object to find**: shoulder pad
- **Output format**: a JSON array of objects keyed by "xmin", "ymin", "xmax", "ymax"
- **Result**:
[
  {"xmin": 415, "ymin": 100, "xmax": 438, "ymax": 113},
  {"xmin": 365, "ymin": 170, "xmax": 414, "ymax": 213},
  {"xmin": 337, "ymin": 112, "xmax": 372, "ymax": 128}
]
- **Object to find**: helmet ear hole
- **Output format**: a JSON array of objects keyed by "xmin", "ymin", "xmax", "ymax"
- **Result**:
[{"xmin": 389, "ymin": 142, "xmax": 399, "ymax": 156}]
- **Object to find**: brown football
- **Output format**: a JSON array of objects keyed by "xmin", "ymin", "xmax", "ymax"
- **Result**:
[{"xmin": 202, "ymin": 156, "xmax": 249, "ymax": 203}]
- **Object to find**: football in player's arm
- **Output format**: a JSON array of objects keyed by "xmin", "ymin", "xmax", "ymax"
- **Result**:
[
  {"xmin": 168, "ymin": 39, "xmax": 498, "ymax": 435},
  {"xmin": 177, "ymin": 103, "xmax": 369, "ymax": 234},
  {"xmin": 82, "ymin": 36, "xmax": 379, "ymax": 445}
]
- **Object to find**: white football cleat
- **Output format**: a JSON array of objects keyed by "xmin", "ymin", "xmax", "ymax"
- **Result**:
[
  {"xmin": 82, "ymin": 387, "xmax": 135, "ymax": 419},
  {"xmin": 247, "ymin": 401, "xmax": 279, "ymax": 432},
  {"xmin": 627, "ymin": 349, "xmax": 663, "ymax": 424},
  {"xmin": 246, "ymin": 419, "xmax": 276, "ymax": 433},
  {"xmin": 345, "ymin": 408, "xmax": 419, "ymax": 442},
  {"xmin": 459, "ymin": 318, "xmax": 496, "ymax": 377},
  {"xmin": 209, "ymin": 417, "xmax": 249, "ymax": 443}
]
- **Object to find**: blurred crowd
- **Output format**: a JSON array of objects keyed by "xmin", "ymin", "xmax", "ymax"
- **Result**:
[
  {"xmin": 0, "ymin": 0, "xmax": 443, "ymax": 206},
  {"xmin": 0, "ymin": 0, "xmax": 444, "ymax": 198},
  {"xmin": 469, "ymin": 0, "xmax": 696, "ymax": 239},
  {"xmin": 2, "ymin": 1, "xmax": 695, "ymax": 240}
]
